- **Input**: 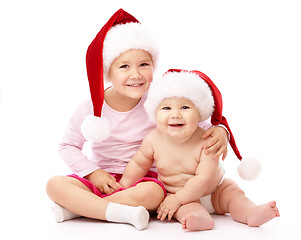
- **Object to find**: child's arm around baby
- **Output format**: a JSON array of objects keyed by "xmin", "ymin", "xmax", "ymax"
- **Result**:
[{"xmin": 202, "ymin": 126, "xmax": 228, "ymax": 160}]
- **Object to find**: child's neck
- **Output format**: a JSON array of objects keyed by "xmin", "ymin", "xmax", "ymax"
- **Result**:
[{"xmin": 104, "ymin": 87, "xmax": 141, "ymax": 112}]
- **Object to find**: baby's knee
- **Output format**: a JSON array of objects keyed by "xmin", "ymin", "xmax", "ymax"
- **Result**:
[
  {"xmin": 225, "ymin": 183, "xmax": 245, "ymax": 197},
  {"xmin": 218, "ymin": 178, "xmax": 245, "ymax": 196},
  {"xmin": 212, "ymin": 179, "xmax": 245, "ymax": 214}
]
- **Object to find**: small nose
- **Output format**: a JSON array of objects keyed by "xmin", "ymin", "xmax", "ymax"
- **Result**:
[
  {"xmin": 170, "ymin": 109, "xmax": 181, "ymax": 118},
  {"xmin": 130, "ymin": 68, "xmax": 142, "ymax": 79}
]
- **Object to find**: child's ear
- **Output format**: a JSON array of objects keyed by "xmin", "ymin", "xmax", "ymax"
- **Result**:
[{"xmin": 198, "ymin": 113, "xmax": 202, "ymax": 122}]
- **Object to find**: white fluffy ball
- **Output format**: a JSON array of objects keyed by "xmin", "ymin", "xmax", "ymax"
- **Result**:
[
  {"xmin": 81, "ymin": 115, "xmax": 110, "ymax": 142},
  {"xmin": 237, "ymin": 157, "xmax": 262, "ymax": 181}
]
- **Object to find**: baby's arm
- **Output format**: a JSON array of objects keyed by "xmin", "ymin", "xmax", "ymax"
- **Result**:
[
  {"xmin": 175, "ymin": 151, "xmax": 220, "ymax": 205},
  {"xmin": 157, "ymin": 150, "xmax": 220, "ymax": 221},
  {"xmin": 119, "ymin": 132, "xmax": 155, "ymax": 188}
]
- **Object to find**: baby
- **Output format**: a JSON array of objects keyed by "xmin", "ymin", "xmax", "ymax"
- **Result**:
[{"xmin": 120, "ymin": 69, "xmax": 279, "ymax": 231}]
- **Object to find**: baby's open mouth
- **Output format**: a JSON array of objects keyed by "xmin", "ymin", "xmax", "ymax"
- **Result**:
[{"xmin": 168, "ymin": 123, "xmax": 184, "ymax": 127}]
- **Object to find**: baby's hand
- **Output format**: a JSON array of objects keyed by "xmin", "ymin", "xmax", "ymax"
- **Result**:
[
  {"xmin": 203, "ymin": 126, "xmax": 228, "ymax": 160},
  {"xmin": 85, "ymin": 169, "xmax": 122, "ymax": 194},
  {"xmin": 157, "ymin": 194, "xmax": 181, "ymax": 221}
]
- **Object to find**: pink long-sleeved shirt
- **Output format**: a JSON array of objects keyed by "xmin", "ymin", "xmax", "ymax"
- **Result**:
[{"xmin": 59, "ymin": 94, "xmax": 211, "ymax": 178}]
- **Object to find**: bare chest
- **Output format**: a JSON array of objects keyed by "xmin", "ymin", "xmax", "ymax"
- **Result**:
[{"xmin": 154, "ymin": 142, "xmax": 202, "ymax": 176}]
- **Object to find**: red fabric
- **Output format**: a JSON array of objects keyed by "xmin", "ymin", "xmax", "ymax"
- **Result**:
[
  {"xmin": 67, "ymin": 171, "xmax": 166, "ymax": 198},
  {"xmin": 165, "ymin": 69, "xmax": 242, "ymax": 160},
  {"xmin": 86, "ymin": 9, "xmax": 139, "ymax": 117}
]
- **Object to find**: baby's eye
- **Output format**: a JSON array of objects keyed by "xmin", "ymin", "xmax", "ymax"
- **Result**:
[
  {"xmin": 120, "ymin": 64, "xmax": 129, "ymax": 69},
  {"xmin": 162, "ymin": 106, "xmax": 171, "ymax": 110},
  {"xmin": 181, "ymin": 106, "xmax": 190, "ymax": 110}
]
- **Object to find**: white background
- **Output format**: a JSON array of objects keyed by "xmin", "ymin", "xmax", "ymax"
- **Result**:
[{"xmin": 0, "ymin": 0, "xmax": 300, "ymax": 239}]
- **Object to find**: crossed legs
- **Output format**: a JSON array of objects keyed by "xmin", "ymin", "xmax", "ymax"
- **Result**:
[{"xmin": 46, "ymin": 175, "xmax": 165, "ymax": 229}]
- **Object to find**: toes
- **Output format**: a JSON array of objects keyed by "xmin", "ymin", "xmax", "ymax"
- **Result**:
[{"xmin": 269, "ymin": 201, "xmax": 280, "ymax": 217}]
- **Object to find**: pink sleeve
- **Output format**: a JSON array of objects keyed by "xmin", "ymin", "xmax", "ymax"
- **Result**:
[
  {"xmin": 199, "ymin": 119, "xmax": 230, "ymax": 139},
  {"xmin": 199, "ymin": 119, "xmax": 212, "ymax": 130},
  {"xmin": 58, "ymin": 100, "xmax": 100, "ymax": 178}
]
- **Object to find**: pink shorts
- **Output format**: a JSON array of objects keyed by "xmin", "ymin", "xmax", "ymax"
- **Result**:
[{"xmin": 67, "ymin": 171, "xmax": 166, "ymax": 198}]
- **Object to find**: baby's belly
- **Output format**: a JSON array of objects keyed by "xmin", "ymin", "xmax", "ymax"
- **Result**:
[
  {"xmin": 159, "ymin": 173, "xmax": 192, "ymax": 194},
  {"xmin": 160, "ymin": 167, "xmax": 224, "ymax": 195}
]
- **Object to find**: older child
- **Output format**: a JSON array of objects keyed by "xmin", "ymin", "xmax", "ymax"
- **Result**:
[
  {"xmin": 120, "ymin": 69, "xmax": 279, "ymax": 231},
  {"xmin": 46, "ymin": 10, "xmax": 229, "ymax": 230}
]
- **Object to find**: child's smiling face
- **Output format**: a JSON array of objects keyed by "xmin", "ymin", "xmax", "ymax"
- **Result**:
[{"xmin": 108, "ymin": 49, "xmax": 154, "ymax": 100}]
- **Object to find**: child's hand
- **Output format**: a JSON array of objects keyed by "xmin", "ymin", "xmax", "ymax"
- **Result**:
[
  {"xmin": 157, "ymin": 194, "xmax": 181, "ymax": 221},
  {"xmin": 85, "ymin": 169, "xmax": 122, "ymax": 195},
  {"xmin": 202, "ymin": 126, "xmax": 228, "ymax": 160}
]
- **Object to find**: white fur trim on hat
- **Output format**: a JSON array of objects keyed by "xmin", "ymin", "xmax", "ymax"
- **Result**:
[
  {"xmin": 103, "ymin": 22, "xmax": 159, "ymax": 80},
  {"xmin": 144, "ymin": 71, "xmax": 215, "ymax": 123},
  {"xmin": 237, "ymin": 157, "xmax": 262, "ymax": 181},
  {"xmin": 81, "ymin": 115, "xmax": 110, "ymax": 142}
]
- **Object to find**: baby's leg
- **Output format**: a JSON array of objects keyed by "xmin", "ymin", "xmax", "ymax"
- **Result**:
[
  {"xmin": 246, "ymin": 201, "xmax": 280, "ymax": 227},
  {"xmin": 212, "ymin": 178, "xmax": 280, "ymax": 227},
  {"xmin": 174, "ymin": 202, "xmax": 214, "ymax": 231}
]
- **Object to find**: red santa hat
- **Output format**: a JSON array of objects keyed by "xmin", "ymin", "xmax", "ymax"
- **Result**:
[
  {"xmin": 81, "ymin": 9, "xmax": 159, "ymax": 143},
  {"xmin": 144, "ymin": 69, "xmax": 261, "ymax": 181}
]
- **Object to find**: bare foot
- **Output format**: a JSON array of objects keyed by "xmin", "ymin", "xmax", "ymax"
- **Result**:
[
  {"xmin": 181, "ymin": 212, "xmax": 214, "ymax": 231},
  {"xmin": 247, "ymin": 201, "xmax": 280, "ymax": 227}
]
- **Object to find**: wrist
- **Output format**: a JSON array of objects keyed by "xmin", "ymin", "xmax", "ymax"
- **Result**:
[
  {"xmin": 174, "ymin": 191, "xmax": 186, "ymax": 205},
  {"xmin": 84, "ymin": 168, "xmax": 102, "ymax": 180},
  {"xmin": 119, "ymin": 178, "xmax": 130, "ymax": 188},
  {"xmin": 216, "ymin": 124, "xmax": 230, "ymax": 141}
]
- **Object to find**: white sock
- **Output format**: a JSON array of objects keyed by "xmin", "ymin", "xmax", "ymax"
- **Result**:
[
  {"xmin": 51, "ymin": 202, "xmax": 81, "ymax": 223},
  {"xmin": 105, "ymin": 202, "xmax": 149, "ymax": 230}
]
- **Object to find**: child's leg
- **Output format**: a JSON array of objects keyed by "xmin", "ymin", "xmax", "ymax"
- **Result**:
[
  {"xmin": 212, "ymin": 178, "xmax": 280, "ymax": 227},
  {"xmin": 51, "ymin": 202, "xmax": 81, "ymax": 223},
  {"xmin": 46, "ymin": 176, "xmax": 155, "ymax": 230},
  {"xmin": 173, "ymin": 202, "xmax": 214, "ymax": 231},
  {"xmin": 47, "ymin": 176, "xmax": 109, "ymax": 219},
  {"xmin": 103, "ymin": 181, "xmax": 165, "ymax": 211}
]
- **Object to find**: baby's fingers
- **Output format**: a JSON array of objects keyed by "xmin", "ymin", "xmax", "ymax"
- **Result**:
[
  {"xmin": 157, "ymin": 207, "xmax": 169, "ymax": 221},
  {"xmin": 167, "ymin": 210, "xmax": 175, "ymax": 221}
]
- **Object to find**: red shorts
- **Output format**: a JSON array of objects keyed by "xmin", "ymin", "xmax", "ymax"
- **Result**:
[{"xmin": 67, "ymin": 171, "xmax": 166, "ymax": 198}]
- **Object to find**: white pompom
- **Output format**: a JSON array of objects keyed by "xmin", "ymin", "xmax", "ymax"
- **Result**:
[
  {"xmin": 80, "ymin": 115, "xmax": 110, "ymax": 142},
  {"xmin": 237, "ymin": 157, "xmax": 262, "ymax": 181}
]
